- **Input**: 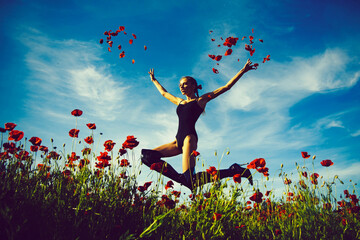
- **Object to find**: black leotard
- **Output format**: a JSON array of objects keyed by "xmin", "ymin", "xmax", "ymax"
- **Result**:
[{"xmin": 176, "ymin": 100, "xmax": 203, "ymax": 151}]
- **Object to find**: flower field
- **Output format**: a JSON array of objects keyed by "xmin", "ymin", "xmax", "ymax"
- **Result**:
[{"xmin": 0, "ymin": 110, "xmax": 359, "ymax": 240}]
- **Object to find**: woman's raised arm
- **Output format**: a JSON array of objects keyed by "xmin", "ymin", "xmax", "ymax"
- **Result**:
[
  {"xmin": 199, "ymin": 59, "xmax": 256, "ymax": 104},
  {"xmin": 149, "ymin": 69, "xmax": 182, "ymax": 105}
]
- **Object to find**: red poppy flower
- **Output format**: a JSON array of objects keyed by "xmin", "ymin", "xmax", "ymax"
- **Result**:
[
  {"xmin": 165, "ymin": 180, "xmax": 174, "ymax": 190},
  {"xmin": 302, "ymin": 171, "xmax": 308, "ymax": 178},
  {"xmin": 244, "ymin": 44, "xmax": 255, "ymax": 56},
  {"xmin": 144, "ymin": 45, "xmax": 147, "ymax": 51},
  {"xmin": 192, "ymin": 150, "xmax": 200, "ymax": 157},
  {"xmin": 310, "ymin": 173, "xmax": 319, "ymax": 185},
  {"xmin": 129, "ymin": 39, "xmax": 133, "ymax": 44},
  {"xmin": 344, "ymin": 190, "xmax": 350, "ymax": 198},
  {"xmin": 206, "ymin": 166, "xmax": 217, "ymax": 176},
  {"xmin": 132, "ymin": 59, "xmax": 135, "ymax": 64},
  {"xmin": 265, "ymin": 190, "xmax": 271, "ymax": 196},
  {"xmin": 104, "ymin": 140, "xmax": 116, "ymax": 151},
  {"xmin": 224, "ymin": 49, "xmax": 233, "ymax": 56},
  {"xmin": 250, "ymin": 191, "xmax": 263, "ymax": 203},
  {"xmin": 233, "ymin": 173, "xmax": 241, "ymax": 183},
  {"xmin": 39, "ymin": 145, "xmax": 48, "ymax": 153},
  {"xmin": 86, "ymin": 123, "xmax": 96, "ymax": 130},
  {"xmin": 71, "ymin": 109, "xmax": 83, "ymax": 117},
  {"xmin": 30, "ymin": 145, "xmax": 39, "ymax": 152},
  {"xmin": 284, "ymin": 178, "xmax": 292, "ymax": 185},
  {"xmin": 47, "ymin": 151, "xmax": 60, "ymax": 160},
  {"xmin": 172, "ymin": 190, "xmax": 181, "ymax": 198},
  {"xmin": 119, "ymin": 51, "xmax": 125, "ymax": 58},
  {"xmin": 320, "ymin": 160, "xmax": 334, "ymax": 167},
  {"xmin": 214, "ymin": 55, "xmax": 222, "ymax": 61},
  {"xmin": 247, "ymin": 158, "xmax": 266, "ymax": 169},
  {"xmin": 84, "ymin": 136, "xmax": 94, "ymax": 144},
  {"xmin": 132, "ymin": 33, "xmax": 137, "ymax": 39},
  {"xmin": 97, "ymin": 151, "xmax": 111, "ymax": 162},
  {"xmin": 257, "ymin": 167, "xmax": 269, "ymax": 177},
  {"xmin": 29, "ymin": 136, "xmax": 42, "ymax": 146},
  {"xmin": 275, "ymin": 229, "xmax": 281, "ymax": 236},
  {"xmin": 301, "ymin": 152, "xmax": 310, "ymax": 159},
  {"xmin": 119, "ymin": 26, "xmax": 125, "ymax": 31},
  {"xmin": 5, "ymin": 122, "xmax": 17, "ymax": 131},
  {"xmin": 138, "ymin": 181, "xmax": 152, "ymax": 192},
  {"xmin": 119, "ymin": 173, "xmax": 127, "ymax": 179},
  {"xmin": 150, "ymin": 162, "xmax": 168, "ymax": 173},
  {"xmin": 8, "ymin": 130, "xmax": 24, "ymax": 142},
  {"xmin": 213, "ymin": 213, "xmax": 222, "ymax": 221},
  {"xmin": 120, "ymin": 159, "xmax": 130, "ymax": 167},
  {"xmin": 118, "ymin": 45, "xmax": 122, "ymax": 50},
  {"xmin": 81, "ymin": 148, "xmax": 91, "ymax": 155},
  {"xmin": 69, "ymin": 129, "xmax": 80, "ymax": 138},
  {"xmin": 99, "ymin": 39, "xmax": 103, "ymax": 44},
  {"xmin": 122, "ymin": 135, "xmax": 139, "ymax": 149},
  {"xmin": 212, "ymin": 68, "xmax": 219, "ymax": 74},
  {"xmin": 119, "ymin": 148, "xmax": 127, "ymax": 156}
]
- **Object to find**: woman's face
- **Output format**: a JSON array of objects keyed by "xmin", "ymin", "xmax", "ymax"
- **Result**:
[{"xmin": 179, "ymin": 78, "xmax": 195, "ymax": 96}]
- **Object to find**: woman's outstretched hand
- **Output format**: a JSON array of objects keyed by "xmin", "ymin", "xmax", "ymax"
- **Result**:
[
  {"xmin": 243, "ymin": 59, "xmax": 257, "ymax": 72},
  {"xmin": 149, "ymin": 68, "xmax": 156, "ymax": 81}
]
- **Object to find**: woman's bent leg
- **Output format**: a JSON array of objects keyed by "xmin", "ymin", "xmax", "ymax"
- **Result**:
[{"xmin": 141, "ymin": 140, "xmax": 185, "ymax": 185}]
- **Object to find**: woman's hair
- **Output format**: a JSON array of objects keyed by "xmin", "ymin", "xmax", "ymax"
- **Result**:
[{"xmin": 181, "ymin": 76, "xmax": 202, "ymax": 98}]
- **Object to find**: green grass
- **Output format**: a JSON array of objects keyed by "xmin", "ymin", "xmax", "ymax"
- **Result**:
[{"xmin": 0, "ymin": 120, "xmax": 359, "ymax": 240}]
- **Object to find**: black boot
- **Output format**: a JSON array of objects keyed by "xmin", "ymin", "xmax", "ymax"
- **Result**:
[
  {"xmin": 181, "ymin": 163, "xmax": 253, "ymax": 191},
  {"xmin": 141, "ymin": 149, "xmax": 184, "ymax": 185},
  {"xmin": 228, "ymin": 163, "xmax": 253, "ymax": 185}
]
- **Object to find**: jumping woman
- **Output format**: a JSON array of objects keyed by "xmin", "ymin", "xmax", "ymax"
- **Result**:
[{"xmin": 141, "ymin": 59, "xmax": 256, "ymax": 191}]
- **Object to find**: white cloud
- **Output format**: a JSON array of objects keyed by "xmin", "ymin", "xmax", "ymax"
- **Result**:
[
  {"xmin": 189, "ymin": 47, "xmax": 360, "ymax": 168},
  {"xmin": 351, "ymin": 129, "xmax": 360, "ymax": 137},
  {"xmin": 21, "ymin": 28, "xmax": 128, "ymax": 122}
]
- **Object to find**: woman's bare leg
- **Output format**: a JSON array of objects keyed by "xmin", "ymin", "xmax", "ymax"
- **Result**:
[
  {"xmin": 181, "ymin": 135, "xmax": 197, "ymax": 172},
  {"xmin": 153, "ymin": 140, "xmax": 182, "ymax": 158}
]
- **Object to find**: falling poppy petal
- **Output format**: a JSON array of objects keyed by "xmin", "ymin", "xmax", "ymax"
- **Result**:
[
  {"xmin": 212, "ymin": 68, "xmax": 219, "ymax": 74},
  {"xmin": 119, "ymin": 51, "xmax": 125, "ymax": 58},
  {"xmin": 108, "ymin": 47, "xmax": 111, "ymax": 52},
  {"xmin": 208, "ymin": 54, "xmax": 216, "ymax": 60},
  {"xmin": 118, "ymin": 45, "xmax": 122, "ymax": 50},
  {"xmin": 214, "ymin": 55, "xmax": 222, "ymax": 61},
  {"xmin": 132, "ymin": 33, "xmax": 137, "ymax": 39},
  {"xmin": 211, "ymin": 38, "xmax": 215, "ymax": 41},
  {"xmin": 224, "ymin": 49, "xmax": 232, "ymax": 56},
  {"xmin": 119, "ymin": 26, "xmax": 125, "ymax": 31},
  {"xmin": 259, "ymin": 39, "xmax": 263, "ymax": 43},
  {"xmin": 129, "ymin": 39, "xmax": 133, "ymax": 44},
  {"xmin": 132, "ymin": 59, "xmax": 135, "ymax": 64},
  {"xmin": 144, "ymin": 45, "xmax": 147, "ymax": 50},
  {"xmin": 99, "ymin": 39, "xmax": 103, "ymax": 44}
]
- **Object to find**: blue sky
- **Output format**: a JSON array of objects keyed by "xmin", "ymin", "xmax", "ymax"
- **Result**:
[{"xmin": 1, "ymin": 0, "xmax": 360, "ymax": 197}]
